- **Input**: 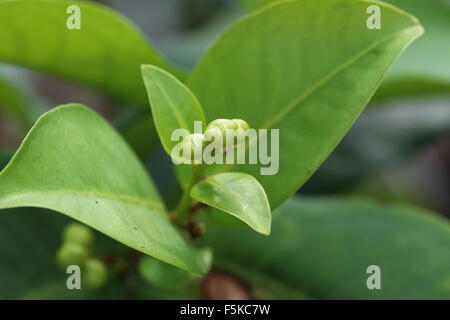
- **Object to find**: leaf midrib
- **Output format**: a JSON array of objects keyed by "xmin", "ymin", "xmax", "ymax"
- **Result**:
[
  {"xmin": 261, "ymin": 26, "xmax": 423, "ymax": 129},
  {"xmin": 153, "ymin": 79, "xmax": 190, "ymax": 131}
]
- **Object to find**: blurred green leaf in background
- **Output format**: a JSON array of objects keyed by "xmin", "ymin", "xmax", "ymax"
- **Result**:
[{"xmin": 202, "ymin": 197, "xmax": 450, "ymax": 299}]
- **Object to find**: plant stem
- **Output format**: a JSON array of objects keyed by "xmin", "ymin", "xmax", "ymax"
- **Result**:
[
  {"xmin": 174, "ymin": 164, "xmax": 205, "ymax": 227},
  {"xmin": 174, "ymin": 188, "xmax": 192, "ymax": 226}
]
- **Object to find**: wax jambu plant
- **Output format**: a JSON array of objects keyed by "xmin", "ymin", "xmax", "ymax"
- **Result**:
[{"xmin": 1, "ymin": 0, "xmax": 450, "ymax": 299}]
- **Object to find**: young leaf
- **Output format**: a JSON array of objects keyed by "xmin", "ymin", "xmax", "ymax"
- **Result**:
[
  {"xmin": 188, "ymin": 0, "xmax": 424, "ymax": 209},
  {"xmin": 142, "ymin": 65, "xmax": 206, "ymax": 155},
  {"xmin": 201, "ymin": 196, "xmax": 450, "ymax": 299},
  {"xmin": 0, "ymin": 104, "xmax": 210, "ymax": 274},
  {"xmin": 191, "ymin": 172, "xmax": 271, "ymax": 235},
  {"xmin": 0, "ymin": 0, "xmax": 183, "ymax": 107}
]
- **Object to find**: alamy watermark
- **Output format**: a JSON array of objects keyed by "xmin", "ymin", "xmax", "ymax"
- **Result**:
[
  {"xmin": 66, "ymin": 5, "xmax": 81, "ymax": 30},
  {"xmin": 366, "ymin": 5, "xmax": 382, "ymax": 30},
  {"xmin": 366, "ymin": 265, "xmax": 381, "ymax": 290},
  {"xmin": 66, "ymin": 265, "xmax": 81, "ymax": 290}
]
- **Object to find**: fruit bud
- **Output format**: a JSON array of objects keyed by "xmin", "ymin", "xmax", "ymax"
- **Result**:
[
  {"xmin": 232, "ymin": 119, "xmax": 250, "ymax": 131},
  {"xmin": 205, "ymin": 118, "xmax": 250, "ymax": 148},
  {"xmin": 82, "ymin": 258, "xmax": 108, "ymax": 290},
  {"xmin": 206, "ymin": 119, "xmax": 237, "ymax": 133},
  {"xmin": 56, "ymin": 242, "xmax": 89, "ymax": 268},
  {"xmin": 63, "ymin": 223, "xmax": 93, "ymax": 248},
  {"xmin": 181, "ymin": 133, "xmax": 205, "ymax": 163}
]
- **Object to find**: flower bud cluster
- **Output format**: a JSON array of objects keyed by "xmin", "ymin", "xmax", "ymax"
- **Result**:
[
  {"xmin": 56, "ymin": 223, "xmax": 107, "ymax": 289},
  {"xmin": 180, "ymin": 118, "xmax": 250, "ymax": 163}
]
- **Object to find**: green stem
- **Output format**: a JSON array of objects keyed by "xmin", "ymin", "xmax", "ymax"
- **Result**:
[
  {"xmin": 174, "ymin": 164, "xmax": 205, "ymax": 227},
  {"xmin": 174, "ymin": 188, "xmax": 192, "ymax": 226}
]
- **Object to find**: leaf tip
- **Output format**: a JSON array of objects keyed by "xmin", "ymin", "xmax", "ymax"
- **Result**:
[{"xmin": 257, "ymin": 224, "xmax": 271, "ymax": 236}]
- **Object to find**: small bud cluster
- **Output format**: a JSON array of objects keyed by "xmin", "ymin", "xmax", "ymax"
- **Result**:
[
  {"xmin": 56, "ymin": 223, "xmax": 107, "ymax": 289},
  {"xmin": 180, "ymin": 118, "xmax": 250, "ymax": 163}
]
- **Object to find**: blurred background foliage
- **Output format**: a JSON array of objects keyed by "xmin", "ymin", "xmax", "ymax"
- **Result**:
[{"xmin": 0, "ymin": 0, "xmax": 449, "ymax": 299}]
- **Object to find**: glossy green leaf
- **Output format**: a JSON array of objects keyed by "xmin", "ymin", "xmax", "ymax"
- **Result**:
[
  {"xmin": 0, "ymin": 0, "xmax": 183, "ymax": 107},
  {"xmin": 191, "ymin": 173, "xmax": 271, "ymax": 235},
  {"xmin": 141, "ymin": 65, "xmax": 205, "ymax": 155},
  {"xmin": 0, "ymin": 104, "xmax": 210, "ymax": 274},
  {"xmin": 188, "ymin": 0, "xmax": 423, "ymax": 209},
  {"xmin": 239, "ymin": 0, "xmax": 450, "ymax": 100},
  {"xmin": 201, "ymin": 196, "xmax": 450, "ymax": 299}
]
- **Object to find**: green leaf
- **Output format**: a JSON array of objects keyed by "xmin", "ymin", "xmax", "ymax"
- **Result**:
[
  {"xmin": 139, "ymin": 256, "xmax": 190, "ymax": 289},
  {"xmin": 141, "ymin": 65, "xmax": 205, "ymax": 155},
  {"xmin": 191, "ymin": 172, "xmax": 271, "ymax": 235},
  {"xmin": 375, "ymin": 0, "xmax": 450, "ymax": 100},
  {"xmin": 188, "ymin": 0, "xmax": 423, "ymax": 209},
  {"xmin": 200, "ymin": 196, "xmax": 450, "ymax": 299},
  {"xmin": 239, "ymin": 0, "xmax": 450, "ymax": 101},
  {"xmin": 0, "ymin": 104, "xmax": 210, "ymax": 274},
  {"xmin": 0, "ymin": 0, "xmax": 183, "ymax": 107}
]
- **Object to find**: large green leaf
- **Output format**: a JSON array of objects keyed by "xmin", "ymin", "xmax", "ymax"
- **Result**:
[
  {"xmin": 188, "ymin": 0, "xmax": 423, "ymax": 209},
  {"xmin": 201, "ymin": 196, "xmax": 450, "ymax": 299},
  {"xmin": 191, "ymin": 173, "xmax": 271, "ymax": 235},
  {"xmin": 141, "ymin": 65, "xmax": 205, "ymax": 155},
  {"xmin": 0, "ymin": 0, "xmax": 183, "ymax": 107},
  {"xmin": 0, "ymin": 104, "xmax": 210, "ymax": 274},
  {"xmin": 237, "ymin": 0, "xmax": 450, "ymax": 100}
]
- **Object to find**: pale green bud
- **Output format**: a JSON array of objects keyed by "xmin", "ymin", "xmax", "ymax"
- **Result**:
[
  {"xmin": 63, "ymin": 223, "xmax": 93, "ymax": 248},
  {"xmin": 181, "ymin": 133, "xmax": 205, "ymax": 163},
  {"xmin": 205, "ymin": 118, "xmax": 250, "ymax": 148},
  {"xmin": 232, "ymin": 119, "xmax": 250, "ymax": 131},
  {"xmin": 57, "ymin": 242, "xmax": 89, "ymax": 268},
  {"xmin": 206, "ymin": 119, "xmax": 237, "ymax": 134},
  {"xmin": 82, "ymin": 258, "xmax": 108, "ymax": 290}
]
